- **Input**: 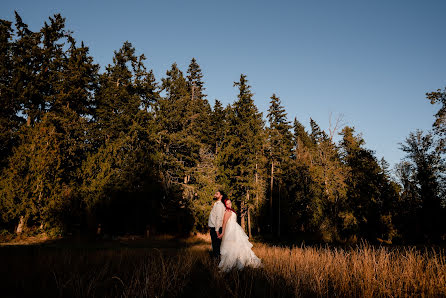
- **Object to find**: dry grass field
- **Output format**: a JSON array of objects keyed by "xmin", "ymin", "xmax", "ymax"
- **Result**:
[{"xmin": 1, "ymin": 234, "xmax": 445, "ymax": 297}]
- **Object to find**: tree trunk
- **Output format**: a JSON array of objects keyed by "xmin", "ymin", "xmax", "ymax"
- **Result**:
[
  {"xmin": 270, "ymin": 161, "xmax": 274, "ymax": 233},
  {"xmin": 255, "ymin": 162, "xmax": 259, "ymax": 206},
  {"xmin": 241, "ymin": 199, "xmax": 246, "ymax": 232},
  {"xmin": 270, "ymin": 161, "xmax": 274, "ymax": 209},
  {"xmin": 248, "ymin": 205, "xmax": 252, "ymax": 238},
  {"xmin": 278, "ymin": 184, "xmax": 281, "ymax": 238},
  {"xmin": 16, "ymin": 216, "xmax": 26, "ymax": 234}
]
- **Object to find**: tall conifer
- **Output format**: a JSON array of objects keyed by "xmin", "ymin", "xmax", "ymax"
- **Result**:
[
  {"xmin": 218, "ymin": 74, "xmax": 264, "ymax": 233},
  {"xmin": 266, "ymin": 94, "xmax": 293, "ymax": 236}
]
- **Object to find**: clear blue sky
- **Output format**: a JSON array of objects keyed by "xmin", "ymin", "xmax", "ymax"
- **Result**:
[{"xmin": 2, "ymin": 0, "xmax": 446, "ymax": 168}]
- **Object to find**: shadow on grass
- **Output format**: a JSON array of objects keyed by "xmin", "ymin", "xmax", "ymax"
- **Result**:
[
  {"xmin": 0, "ymin": 235, "xmax": 298, "ymax": 298},
  {"xmin": 182, "ymin": 252, "xmax": 295, "ymax": 298}
]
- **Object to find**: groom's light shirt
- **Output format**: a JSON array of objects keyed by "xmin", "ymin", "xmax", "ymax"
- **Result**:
[{"xmin": 208, "ymin": 200, "xmax": 225, "ymax": 231}]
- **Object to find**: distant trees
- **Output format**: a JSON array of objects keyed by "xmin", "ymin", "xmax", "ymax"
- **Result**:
[
  {"xmin": 396, "ymin": 131, "xmax": 444, "ymax": 242},
  {"xmin": 426, "ymin": 87, "xmax": 446, "ymax": 153},
  {"xmin": 391, "ymin": 86, "xmax": 446, "ymax": 243},
  {"xmin": 0, "ymin": 12, "xmax": 444, "ymax": 244},
  {"xmin": 340, "ymin": 127, "xmax": 399, "ymax": 242}
]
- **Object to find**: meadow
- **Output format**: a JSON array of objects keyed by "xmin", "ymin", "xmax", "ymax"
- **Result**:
[
  {"xmin": 0, "ymin": 235, "xmax": 446, "ymax": 297},
  {"xmin": 1, "ymin": 234, "xmax": 445, "ymax": 297}
]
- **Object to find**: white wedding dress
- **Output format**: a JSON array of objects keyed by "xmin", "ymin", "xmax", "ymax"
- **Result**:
[{"xmin": 218, "ymin": 211, "xmax": 262, "ymax": 272}]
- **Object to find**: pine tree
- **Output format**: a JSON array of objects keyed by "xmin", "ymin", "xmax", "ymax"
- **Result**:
[
  {"xmin": 0, "ymin": 14, "xmax": 99, "ymax": 233},
  {"xmin": 80, "ymin": 42, "xmax": 159, "ymax": 233},
  {"xmin": 284, "ymin": 118, "xmax": 315, "ymax": 236},
  {"xmin": 292, "ymin": 118, "xmax": 313, "ymax": 153},
  {"xmin": 0, "ymin": 19, "xmax": 21, "ymax": 169},
  {"xmin": 209, "ymin": 100, "xmax": 227, "ymax": 154},
  {"xmin": 340, "ymin": 126, "xmax": 399, "ymax": 242},
  {"xmin": 11, "ymin": 12, "xmax": 45, "ymax": 127},
  {"xmin": 266, "ymin": 94, "xmax": 293, "ymax": 237},
  {"xmin": 217, "ymin": 74, "xmax": 265, "ymax": 234},
  {"xmin": 186, "ymin": 57, "xmax": 206, "ymax": 100},
  {"xmin": 287, "ymin": 118, "xmax": 347, "ymax": 242},
  {"xmin": 0, "ymin": 114, "xmax": 68, "ymax": 233},
  {"xmin": 93, "ymin": 42, "xmax": 142, "ymax": 143},
  {"xmin": 157, "ymin": 62, "xmax": 201, "ymax": 183},
  {"xmin": 185, "ymin": 58, "xmax": 212, "ymax": 146}
]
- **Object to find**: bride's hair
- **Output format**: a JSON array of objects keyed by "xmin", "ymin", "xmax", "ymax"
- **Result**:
[{"xmin": 223, "ymin": 198, "xmax": 236, "ymax": 213}]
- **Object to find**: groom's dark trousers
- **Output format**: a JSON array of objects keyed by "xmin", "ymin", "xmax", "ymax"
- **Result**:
[{"xmin": 210, "ymin": 227, "xmax": 222, "ymax": 259}]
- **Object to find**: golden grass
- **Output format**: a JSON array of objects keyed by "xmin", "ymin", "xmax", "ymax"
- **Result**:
[
  {"xmin": 0, "ymin": 233, "xmax": 56, "ymax": 246},
  {"xmin": 251, "ymin": 243, "xmax": 446, "ymax": 297},
  {"xmin": 0, "ymin": 234, "xmax": 444, "ymax": 297}
]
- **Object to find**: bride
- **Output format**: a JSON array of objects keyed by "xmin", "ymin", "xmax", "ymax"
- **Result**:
[{"xmin": 217, "ymin": 198, "xmax": 262, "ymax": 272}]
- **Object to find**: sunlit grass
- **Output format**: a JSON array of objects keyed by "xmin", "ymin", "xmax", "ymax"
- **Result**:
[
  {"xmin": 0, "ymin": 234, "xmax": 444, "ymax": 297},
  {"xmin": 253, "ymin": 242, "xmax": 446, "ymax": 297}
]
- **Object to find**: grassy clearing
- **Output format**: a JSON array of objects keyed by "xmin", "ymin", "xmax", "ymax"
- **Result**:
[{"xmin": 1, "ymin": 234, "xmax": 445, "ymax": 297}]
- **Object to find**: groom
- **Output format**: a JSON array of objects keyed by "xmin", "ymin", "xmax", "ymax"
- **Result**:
[{"xmin": 208, "ymin": 190, "xmax": 226, "ymax": 259}]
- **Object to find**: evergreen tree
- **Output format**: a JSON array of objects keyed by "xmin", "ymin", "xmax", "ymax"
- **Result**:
[
  {"xmin": 292, "ymin": 118, "xmax": 313, "ymax": 153},
  {"xmin": 184, "ymin": 147, "xmax": 220, "ymax": 232},
  {"xmin": 310, "ymin": 118, "xmax": 327, "ymax": 144},
  {"xmin": 400, "ymin": 130, "xmax": 444, "ymax": 242},
  {"xmin": 267, "ymin": 94, "xmax": 293, "ymax": 164},
  {"xmin": 0, "ymin": 13, "xmax": 99, "ymax": 233},
  {"xmin": 309, "ymin": 125, "xmax": 347, "ymax": 241},
  {"xmin": 217, "ymin": 74, "xmax": 265, "ymax": 234},
  {"xmin": 157, "ymin": 62, "xmax": 201, "ymax": 183},
  {"xmin": 394, "ymin": 161, "xmax": 421, "ymax": 241},
  {"xmin": 285, "ymin": 118, "xmax": 314, "ymax": 236},
  {"xmin": 340, "ymin": 127, "xmax": 399, "ymax": 242},
  {"xmin": 11, "ymin": 12, "xmax": 45, "ymax": 127},
  {"xmin": 93, "ymin": 42, "xmax": 142, "ymax": 142},
  {"xmin": 186, "ymin": 57, "xmax": 206, "ymax": 100},
  {"xmin": 0, "ymin": 113, "xmax": 76, "ymax": 233},
  {"xmin": 185, "ymin": 58, "xmax": 212, "ymax": 146},
  {"xmin": 209, "ymin": 100, "xmax": 227, "ymax": 154},
  {"xmin": 0, "ymin": 19, "xmax": 21, "ymax": 169},
  {"xmin": 80, "ymin": 42, "xmax": 159, "ymax": 233},
  {"xmin": 266, "ymin": 94, "xmax": 293, "ymax": 236}
]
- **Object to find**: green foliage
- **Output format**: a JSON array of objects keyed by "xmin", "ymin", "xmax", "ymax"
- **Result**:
[
  {"xmin": 183, "ymin": 148, "xmax": 220, "ymax": 232},
  {"xmin": 1, "ymin": 12, "xmax": 444, "ymax": 244},
  {"xmin": 217, "ymin": 74, "xmax": 265, "ymax": 229},
  {"xmin": 266, "ymin": 94, "xmax": 293, "ymax": 236},
  {"xmin": 0, "ymin": 19, "xmax": 20, "ymax": 169},
  {"xmin": 340, "ymin": 126, "xmax": 398, "ymax": 242},
  {"xmin": 426, "ymin": 87, "xmax": 446, "ymax": 152},
  {"xmin": 0, "ymin": 115, "xmax": 69, "ymax": 228},
  {"xmin": 398, "ymin": 130, "xmax": 444, "ymax": 242}
]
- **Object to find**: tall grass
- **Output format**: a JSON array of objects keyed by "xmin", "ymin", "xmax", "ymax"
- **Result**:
[
  {"xmin": 1, "ymin": 235, "xmax": 444, "ymax": 297},
  {"xmin": 254, "ymin": 242, "xmax": 446, "ymax": 297}
]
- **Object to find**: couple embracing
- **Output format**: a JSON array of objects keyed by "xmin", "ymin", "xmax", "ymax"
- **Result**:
[{"xmin": 208, "ymin": 191, "xmax": 262, "ymax": 272}]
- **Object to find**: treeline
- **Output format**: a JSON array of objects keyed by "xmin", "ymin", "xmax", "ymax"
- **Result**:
[{"xmin": 0, "ymin": 13, "xmax": 444, "ymax": 243}]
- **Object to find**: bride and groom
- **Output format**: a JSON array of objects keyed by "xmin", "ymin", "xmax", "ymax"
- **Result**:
[{"xmin": 208, "ymin": 191, "xmax": 262, "ymax": 272}]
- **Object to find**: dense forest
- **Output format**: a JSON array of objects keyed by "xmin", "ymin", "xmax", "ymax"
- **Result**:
[{"xmin": 0, "ymin": 13, "xmax": 445, "ymax": 244}]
